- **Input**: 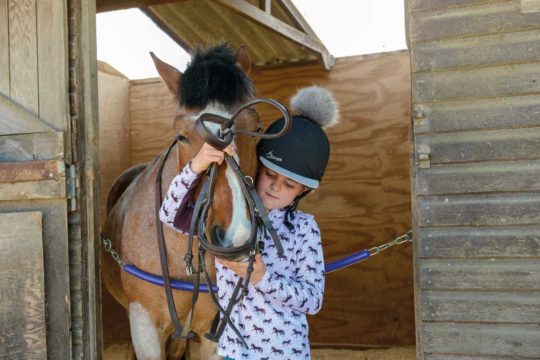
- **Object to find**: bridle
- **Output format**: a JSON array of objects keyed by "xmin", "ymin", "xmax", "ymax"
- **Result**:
[{"xmin": 154, "ymin": 98, "xmax": 292, "ymax": 347}]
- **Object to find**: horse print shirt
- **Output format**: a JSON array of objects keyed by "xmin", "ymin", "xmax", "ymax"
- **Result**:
[{"xmin": 160, "ymin": 164, "xmax": 325, "ymax": 360}]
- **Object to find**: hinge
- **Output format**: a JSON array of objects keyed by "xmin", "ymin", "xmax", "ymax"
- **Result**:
[
  {"xmin": 66, "ymin": 163, "xmax": 78, "ymax": 211},
  {"xmin": 417, "ymin": 145, "xmax": 431, "ymax": 169}
]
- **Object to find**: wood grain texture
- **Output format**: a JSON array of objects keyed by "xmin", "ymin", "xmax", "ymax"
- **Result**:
[
  {"xmin": 410, "ymin": 0, "xmax": 504, "ymax": 12},
  {"xmin": 412, "ymin": 28, "xmax": 540, "ymax": 72},
  {"xmin": 419, "ymin": 226, "xmax": 540, "ymax": 258},
  {"xmin": 0, "ymin": 92, "xmax": 57, "ymax": 135},
  {"xmin": 413, "ymin": 94, "xmax": 540, "ymax": 134},
  {"xmin": 124, "ymin": 51, "xmax": 414, "ymax": 346},
  {"xmin": 0, "ymin": 159, "xmax": 63, "ymax": 182},
  {"xmin": 410, "ymin": 1, "xmax": 540, "ymax": 43},
  {"xmin": 422, "ymin": 323, "xmax": 540, "ymax": 357},
  {"xmin": 37, "ymin": 0, "xmax": 68, "ymax": 130},
  {"xmin": 419, "ymin": 193, "xmax": 540, "ymax": 226},
  {"xmin": 421, "ymin": 259, "xmax": 540, "ymax": 290},
  {"xmin": 0, "ymin": 131, "xmax": 64, "ymax": 161},
  {"xmin": 0, "ymin": 200, "xmax": 70, "ymax": 360},
  {"xmin": 0, "ymin": 0, "xmax": 8, "ymax": 95},
  {"xmin": 129, "ymin": 79, "xmax": 176, "ymax": 165},
  {"xmin": 413, "ymin": 62, "xmax": 540, "ymax": 103},
  {"xmin": 0, "ymin": 212, "xmax": 46, "ymax": 360},
  {"xmin": 98, "ymin": 69, "xmax": 131, "ymax": 224},
  {"xmin": 409, "ymin": 1, "xmax": 540, "ymax": 358},
  {"xmin": 8, "ymin": 0, "xmax": 38, "ymax": 113},
  {"xmin": 417, "ymin": 160, "xmax": 540, "ymax": 195},
  {"xmin": 416, "ymin": 127, "xmax": 540, "ymax": 165},
  {"xmin": 0, "ymin": 179, "xmax": 66, "ymax": 200},
  {"xmin": 422, "ymin": 290, "xmax": 540, "ymax": 322}
]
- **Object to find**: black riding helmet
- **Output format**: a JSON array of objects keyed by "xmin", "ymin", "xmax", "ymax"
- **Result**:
[{"xmin": 257, "ymin": 86, "xmax": 339, "ymax": 225}]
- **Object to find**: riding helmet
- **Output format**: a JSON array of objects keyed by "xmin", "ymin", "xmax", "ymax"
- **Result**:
[{"xmin": 257, "ymin": 86, "xmax": 339, "ymax": 189}]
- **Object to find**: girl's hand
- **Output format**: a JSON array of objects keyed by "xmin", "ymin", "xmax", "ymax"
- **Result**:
[
  {"xmin": 190, "ymin": 143, "xmax": 235, "ymax": 174},
  {"xmin": 216, "ymin": 254, "xmax": 266, "ymax": 284}
]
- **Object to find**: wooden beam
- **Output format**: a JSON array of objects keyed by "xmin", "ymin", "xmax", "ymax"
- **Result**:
[
  {"xmin": 216, "ymin": 0, "xmax": 334, "ymax": 69},
  {"xmin": 141, "ymin": 7, "xmax": 194, "ymax": 54},
  {"xmin": 0, "ymin": 92, "xmax": 57, "ymax": 135},
  {"xmin": 96, "ymin": 0, "xmax": 188, "ymax": 13},
  {"xmin": 0, "ymin": 159, "xmax": 64, "ymax": 183},
  {"xmin": 276, "ymin": 0, "xmax": 318, "ymax": 37}
]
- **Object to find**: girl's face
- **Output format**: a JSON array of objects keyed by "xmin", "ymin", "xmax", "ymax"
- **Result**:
[{"xmin": 256, "ymin": 165, "xmax": 306, "ymax": 211}]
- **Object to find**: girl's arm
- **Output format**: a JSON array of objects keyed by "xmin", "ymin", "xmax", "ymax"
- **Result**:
[
  {"xmin": 254, "ymin": 218, "xmax": 325, "ymax": 315},
  {"xmin": 159, "ymin": 163, "xmax": 201, "ymax": 233},
  {"xmin": 159, "ymin": 143, "xmax": 233, "ymax": 232}
]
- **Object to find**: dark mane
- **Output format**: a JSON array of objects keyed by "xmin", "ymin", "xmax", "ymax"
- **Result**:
[{"xmin": 179, "ymin": 43, "xmax": 254, "ymax": 108}]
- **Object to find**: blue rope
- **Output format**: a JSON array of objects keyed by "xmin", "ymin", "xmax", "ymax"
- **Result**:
[{"xmin": 123, "ymin": 249, "xmax": 371, "ymax": 292}]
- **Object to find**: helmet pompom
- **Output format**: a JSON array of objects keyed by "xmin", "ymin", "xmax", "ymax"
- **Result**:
[{"xmin": 290, "ymin": 86, "xmax": 339, "ymax": 128}]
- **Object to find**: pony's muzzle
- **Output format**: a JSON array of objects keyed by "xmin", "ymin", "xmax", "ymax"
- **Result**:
[{"xmin": 211, "ymin": 226, "xmax": 231, "ymax": 248}]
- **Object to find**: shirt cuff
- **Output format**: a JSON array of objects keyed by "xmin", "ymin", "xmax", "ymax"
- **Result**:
[{"xmin": 182, "ymin": 162, "xmax": 201, "ymax": 182}]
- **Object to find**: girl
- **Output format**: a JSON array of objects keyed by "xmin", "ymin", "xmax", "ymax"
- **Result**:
[{"xmin": 160, "ymin": 86, "xmax": 338, "ymax": 359}]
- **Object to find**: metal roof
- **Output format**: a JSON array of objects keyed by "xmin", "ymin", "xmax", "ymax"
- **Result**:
[{"xmin": 97, "ymin": 0, "xmax": 334, "ymax": 70}]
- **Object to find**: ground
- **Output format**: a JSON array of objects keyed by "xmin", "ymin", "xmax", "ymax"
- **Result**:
[{"xmin": 104, "ymin": 343, "xmax": 416, "ymax": 360}]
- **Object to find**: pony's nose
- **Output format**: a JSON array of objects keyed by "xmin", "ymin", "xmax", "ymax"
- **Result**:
[{"xmin": 212, "ymin": 226, "xmax": 231, "ymax": 247}]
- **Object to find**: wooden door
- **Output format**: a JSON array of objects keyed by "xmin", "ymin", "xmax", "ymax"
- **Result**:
[
  {"xmin": 0, "ymin": 1, "xmax": 100, "ymax": 359},
  {"xmin": 407, "ymin": 0, "xmax": 540, "ymax": 358}
]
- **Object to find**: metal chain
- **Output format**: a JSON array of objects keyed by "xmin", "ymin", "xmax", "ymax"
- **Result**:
[
  {"xmin": 369, "ymin": 230, "xmax": 413, "ymax": 256},
  {"xmin": 102, "ymin": 237, "xmax": 125, "ymax": 267}
]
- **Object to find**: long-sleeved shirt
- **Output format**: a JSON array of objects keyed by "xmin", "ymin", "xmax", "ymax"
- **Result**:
[{"xmin": 159, "ymin": 163, "xmax": 325, "ymax": 359}]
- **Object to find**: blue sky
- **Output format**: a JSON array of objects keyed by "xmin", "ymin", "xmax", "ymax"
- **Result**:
[{"xmin": 97, "ymin": 0, "xmax": 407, "ymax": 79}]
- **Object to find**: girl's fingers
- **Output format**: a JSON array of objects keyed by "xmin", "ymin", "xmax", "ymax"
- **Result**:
[{"xmin": 223, "ymin": 144, "xmax": 235, "ymax": 156}]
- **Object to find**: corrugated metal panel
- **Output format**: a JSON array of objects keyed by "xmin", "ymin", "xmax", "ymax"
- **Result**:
[
  {"xmin": 141, "ymin": 0, "xmax": 331, "ymax": 69},
  {"xmin": 408, "ymin": 0, "xmax": 540, "ymax": 358}
]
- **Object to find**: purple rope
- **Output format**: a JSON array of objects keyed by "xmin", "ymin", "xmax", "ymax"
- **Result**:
[{"xmin": 123, "ymin": 249, "xmax": 371, "ymax": 292}]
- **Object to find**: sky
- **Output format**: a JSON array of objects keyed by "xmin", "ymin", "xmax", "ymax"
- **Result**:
[{"xmin": 96, "ymin": 0, "xmax": 407, "ymax": 79}]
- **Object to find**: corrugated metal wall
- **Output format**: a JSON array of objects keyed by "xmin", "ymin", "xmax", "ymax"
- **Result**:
[{"xmin": 408, "ymin": 0, "xmax": 540, "ymax": 358}]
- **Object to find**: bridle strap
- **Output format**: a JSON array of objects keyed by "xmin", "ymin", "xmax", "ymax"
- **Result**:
[
  {"xmin": 225, "ymin": 155, "xmax": 284, "ymax": 255},
  {"xmin": 154, "ymin": 137, "xmax": 193, "ymax": 340}
]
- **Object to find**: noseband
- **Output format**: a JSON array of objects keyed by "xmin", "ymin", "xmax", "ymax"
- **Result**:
[
  {"xmin": 187, "ymin": 98, "xmax": 291, "ymax": 264},
  {"xmin": 155, "ymin": 98, "xmax": 292, "ymax": 347}
]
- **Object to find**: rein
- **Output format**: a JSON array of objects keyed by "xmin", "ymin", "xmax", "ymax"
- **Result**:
[{"xmin": 156, "ymin": 98, "xmax": 292, "ymax": 346}]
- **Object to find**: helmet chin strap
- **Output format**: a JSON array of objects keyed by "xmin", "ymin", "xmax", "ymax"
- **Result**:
[{"xmin": 284, "ymin": 189, "xmax": 312, "ymax": 232}]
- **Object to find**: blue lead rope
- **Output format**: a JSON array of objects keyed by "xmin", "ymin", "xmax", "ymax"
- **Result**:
[{"xmin": 123, "ymin": 249, "xmax": 371, "ymax": 293}]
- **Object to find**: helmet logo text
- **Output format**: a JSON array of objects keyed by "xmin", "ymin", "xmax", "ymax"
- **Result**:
[{"xmin": 265, "ymin": 151, "xmax": 282, "ymax": 162}]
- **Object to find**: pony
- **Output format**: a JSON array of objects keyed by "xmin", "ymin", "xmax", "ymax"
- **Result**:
[{"xmin": 101, "ymin": 43, "xmax": 261, "ymax": 360}]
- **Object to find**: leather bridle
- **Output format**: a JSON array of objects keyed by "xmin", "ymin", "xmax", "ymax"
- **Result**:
[{"xmin": 155, "ymin": 98, "xmax": 292, "ymax": 347}]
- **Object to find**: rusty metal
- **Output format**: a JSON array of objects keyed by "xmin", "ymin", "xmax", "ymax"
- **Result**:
[{"xmin": 0, "ymin": 159, "xmax": 64, "ymax": 183}]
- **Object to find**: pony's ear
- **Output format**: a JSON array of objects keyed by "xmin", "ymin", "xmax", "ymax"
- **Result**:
[
  {"xmin": 234, "ymin": 45, "xmax": 251, "ymax": 74},
  {"xmin": 150, "ymin": 52, "xmax": 182, "ymax": 96}
]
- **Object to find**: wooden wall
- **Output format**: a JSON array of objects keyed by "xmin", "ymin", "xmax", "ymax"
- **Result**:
[
  {"xmin": 107, "ymin": 50, "xmax": 414, "ymax": 347},
  {"xmin": 97, "ymin": 61, "xmax": 131, "ymax": 224},
  {"xmin": 0, "ymin": 1, "xmax": 71, "ymax": 358},
  {"xmin": 408, "ymin": 0, "xmax": 540, "ymax": 358}
]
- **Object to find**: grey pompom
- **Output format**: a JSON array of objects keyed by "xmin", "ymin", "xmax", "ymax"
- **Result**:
[{"xmin": 290, "ymin": 86, "xmax": 339, "ymax": 128}]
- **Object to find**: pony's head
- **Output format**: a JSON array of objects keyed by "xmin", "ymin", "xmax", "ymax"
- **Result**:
[{"xmin": 152, "ymin": 43, "xmax": 260, "ymax": 253}]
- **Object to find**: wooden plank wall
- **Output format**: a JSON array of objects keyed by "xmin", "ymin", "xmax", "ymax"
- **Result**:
[
  {"xmin": 0, "ymin": 1, "xmax": 71, "ymax": 359},
  {"xmin": 408, "ymin": 0, "xmax": 540, "ymax": 358},
  {"xmin": 98, "ymin": 62, "xmax": 131, "ymax": 224},
  {"xmin": 123, "ymin": 51, "xmax": 415, "ymax": 346},
  {"xmin": 0, "ymin": 212, "xmax": 46, "ymax": 359}
]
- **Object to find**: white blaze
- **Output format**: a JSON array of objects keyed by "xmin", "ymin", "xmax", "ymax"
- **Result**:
[{"xmin": 194, "ymin": 104, "xmax": 252, "ymax": 247}]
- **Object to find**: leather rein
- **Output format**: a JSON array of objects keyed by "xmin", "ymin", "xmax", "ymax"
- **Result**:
[{"xmin": 155, "ymin": 98, "xmax": 292, "ymax": 347}]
